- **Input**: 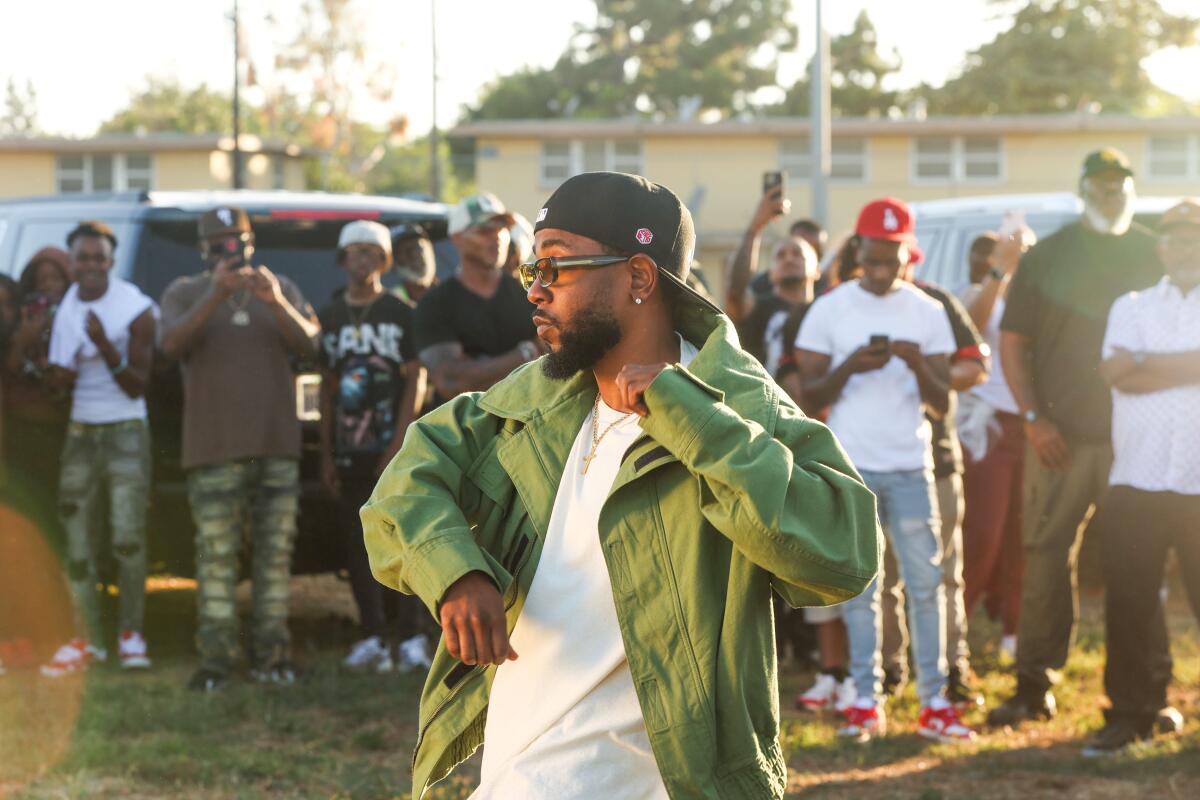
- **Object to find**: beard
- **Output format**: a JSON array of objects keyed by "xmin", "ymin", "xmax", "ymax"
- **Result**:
[
  {"xmin": 1083, "ymin": 193, "xmax": 1135, "ymax": 236},
  {"xmin": 540, "ymin": 307, "xmax": 623, "ymax": 381}
]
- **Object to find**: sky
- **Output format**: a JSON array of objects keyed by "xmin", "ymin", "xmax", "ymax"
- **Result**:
[{"xmin": 2, "ymin": 0, "xmax": 1198, "ymax": 139}]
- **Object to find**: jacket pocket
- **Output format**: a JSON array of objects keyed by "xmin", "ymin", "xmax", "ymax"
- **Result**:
[{"xmin": 639, "ymin": 678, "xmax": 670, "ymax": 733}]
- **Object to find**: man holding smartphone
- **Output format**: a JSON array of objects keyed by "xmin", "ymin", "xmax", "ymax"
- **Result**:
[
  {"xmin": 795, "ymin": 198, "xmax": 975, "ymax": 743},
  {"xmin": 724, "ymin": 172, "xmax": 821, "ymax": 378},
  {"xmin": 160, "ymin": 207, "xmax": 320, "ymax": 692}
]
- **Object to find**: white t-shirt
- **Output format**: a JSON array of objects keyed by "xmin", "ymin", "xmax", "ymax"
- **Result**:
[
  {"xmin": 958, "ymin": 285, "xmax": 1018, "ymax": 414},
  {"xmin": 48, "ymin": 278, "xmax": 155, "ymax": 424},
  {"xmin": 473, "ymin": 335, "xmax": 698, "ymax": 800},
  {"xmin": 795, "ymin": 280, "xmax": 956, "ymax": 472},
  {"xmin": 1102, "ymin": 278, "xmax": 1200, "ymax": 495}
]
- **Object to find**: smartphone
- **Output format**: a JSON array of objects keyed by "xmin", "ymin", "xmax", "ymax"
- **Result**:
[
  {"xmin": 999, "ymin": 209, "xmax": 1026, "ymax": 237},
  {"xmin": 869, "ymin": 334, "xmax": 890, "ymax": 353},
  {"xmin": 763, "ymin": 170, "xmax": 785, "ymax": 200}
]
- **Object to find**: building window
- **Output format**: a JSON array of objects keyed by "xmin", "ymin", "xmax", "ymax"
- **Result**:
[
  {"xmin": 272, "ymin": 155, "xmax": 287, "ymax": 190},
  {"xmin": 55, "ymin": 153, "xmax": 155, "ymax": 194},
  {"xmin": 539, "ymin": 140, "xmax": 644, "ymax": 185},
  {"xmin": 913, "ymin": 136, "xmax": 1003, "ymax": 183},
  {"xmin": 1147, "ymin": 135, "xmax": 1198, "ymax": 180},
  {"xmin": 780, "ymin": 137, "xmax": 868, "ymax": 182}
]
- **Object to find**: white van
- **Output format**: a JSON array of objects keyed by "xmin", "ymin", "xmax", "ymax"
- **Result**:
[{"xmin": 912, "ymin": 192, "xmax": 1180, "ymax": 294}]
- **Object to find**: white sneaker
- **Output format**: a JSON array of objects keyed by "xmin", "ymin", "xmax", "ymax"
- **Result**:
[
  {"xmin": 796, "ymin": 673, "xmax": 837, "ymax": 711},
  {"xmin": 41, "ymin": 639, "xmax": 106, "ymax": 678},
  {"xmin": 834, "ymin": 676, "xmax": 858, "ymax": 712},
  {"xmin": 119, "ymin": 631, "xmax": 151, "ymax": 670},
  {"xmin": 343, "ymin": 636, "xmax": 394, "ymax": 673},
  {"xmin": 398, "ymin": 634, "xmax": 432, "ymax": 673}
]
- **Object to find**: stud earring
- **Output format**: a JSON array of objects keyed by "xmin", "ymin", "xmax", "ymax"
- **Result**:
[{"xmin": 634, "ymin": 296, "xmax": 643, "ymax": 305}]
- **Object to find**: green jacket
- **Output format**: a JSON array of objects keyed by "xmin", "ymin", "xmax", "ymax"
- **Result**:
[{"xmin": 362, "ymin": 298, "xmax": 881, "ymax": 799}]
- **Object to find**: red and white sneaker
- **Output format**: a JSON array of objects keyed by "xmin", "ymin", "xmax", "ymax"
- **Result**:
[
  {"xmin": 118, "ymin": 631, "xmax": 151, "ymax": 670},
  {"xmin": 796, "ymin": 673, "xmax": 838, "ymax": 711},
  {"xmin": 838, "ymin": 702, "xmax": 886, "ymax": 741},
  {"xmin": 40, "ymin": 639, "xmax": 106, "ymax": 678},
  {"xmin": 918, "ymin": 698, "xmax": 977, "ymax": 743}
]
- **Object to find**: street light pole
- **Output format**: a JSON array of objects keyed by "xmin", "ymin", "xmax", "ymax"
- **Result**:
[
  {"xmin": 809, "ymin": 0, "xmax": 831, "ymax": 226},
  {"xmin": 429, "ymin": 0, "xmax": 442, "ymax": 201},
  {"xmin": 231, "ymin": 0, "xmax": 245, "ymax": 190}
]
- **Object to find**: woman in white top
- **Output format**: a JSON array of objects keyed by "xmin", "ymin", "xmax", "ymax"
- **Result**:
[{"xmin": 956, "ymin": 228, "xmax": 1034, "ymax": 662}]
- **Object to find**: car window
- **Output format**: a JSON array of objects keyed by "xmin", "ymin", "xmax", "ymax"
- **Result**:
[
  {"xmin": 8, "ymin": 218, "xmax": 137, "ymax": 281},
  {"xmin": 135, "ymin": 216, "xmax": 454, "ymax": 308}
]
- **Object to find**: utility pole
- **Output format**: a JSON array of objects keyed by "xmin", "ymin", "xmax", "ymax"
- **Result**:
[
  {"xmin": 231, "ymin": 0, "xmax": 245, "ymax": 189},
  {"xmin": 429, "ymin": 0, "xmax": 442, "ymax": 201},
  {"xmin": 808, "ymin": 0, "xmax": 831, "ymax": 226}
]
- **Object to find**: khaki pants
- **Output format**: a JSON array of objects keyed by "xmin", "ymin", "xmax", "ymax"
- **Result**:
[
  {"xmin": 1015, "ymin": 441, "xmax": 1111, "ymax": 691},
  {"xmin": 881, "ymin": 473, "xmax": 968, "ymax": 678}
]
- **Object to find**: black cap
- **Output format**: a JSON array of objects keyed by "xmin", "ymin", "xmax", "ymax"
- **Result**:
[
  {"xmin": 198, "ymin": 207, "xmax": 252, "ymax": 240},
  {"xmin": 1081, "ymin": 148, "xmax": 1134, "ymax": 180},
  {"xmin": 534, "ymin": 171, "xmax": 718, "ymax": 313},
  {"xmin": 391, "ymin": 221, "xmax": 428, "ymax": 243}
]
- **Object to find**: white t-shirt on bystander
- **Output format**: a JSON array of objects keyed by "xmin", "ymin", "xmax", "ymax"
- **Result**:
[
  {"xmin": 473, "ymin": 334, "xmax": 698, "ymax": 800},
  {"xmin": 795, "ymin": 280, "xmax": 956, "ymax": 473}
]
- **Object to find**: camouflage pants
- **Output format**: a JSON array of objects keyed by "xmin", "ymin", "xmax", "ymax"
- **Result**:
[
  {"xmin": 58, "ymin": 419, "xmax": 151, "ymax": 643},
  {"xmin": 187, "ymin": 458, "xmax": 299, "ymax": 675}
]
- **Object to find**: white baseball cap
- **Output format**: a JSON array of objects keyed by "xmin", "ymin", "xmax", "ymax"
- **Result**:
[{"xmin": 338, "ymin": 220, "xmax": 392, "ymax": 262}]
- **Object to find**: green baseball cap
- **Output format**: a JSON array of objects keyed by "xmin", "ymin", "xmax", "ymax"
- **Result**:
[
  {"xmin": 1081, "ymin": 148, "xmax": 1134, "ymax": 180},
  {"xmin": 448, "ymin": 192, "xmax": 515, "ymax": 235}
]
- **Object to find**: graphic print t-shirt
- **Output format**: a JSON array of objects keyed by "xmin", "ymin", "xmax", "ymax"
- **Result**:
[{"xmin": 318, "ymin": 292, "xmax": 417, "ymax": 465}]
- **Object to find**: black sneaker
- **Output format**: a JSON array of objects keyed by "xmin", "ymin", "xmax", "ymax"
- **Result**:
[
  {"xmin": 947, "ymin": 666, "xmax": 984, "ymax": 708},
  {"xmin": 251, "ymin": 661, "xmax": 299, "ymax": 686},
  {"xmin": 1155, "ymin": 706, "xmax": 1184, "ymax": 735},
  {"xmin": 187, "ymin": 668, "xmax": 230, "ymax": 693},
  {"xmin": 1082, "ymin": 721, "xmax": 1146, "ymax": 758},
  {"xmin": 986, "ymin": 688, "xmax": 1056, "ymax": 727},
  {"xmin": 881, "ymin": 665, "xmax": 907, "ymax": 698}
]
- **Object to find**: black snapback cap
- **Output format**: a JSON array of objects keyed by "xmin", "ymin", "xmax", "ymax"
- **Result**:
[{"xmin": 534, "ymin": 171, "xmax": 719, "ymax": 313}]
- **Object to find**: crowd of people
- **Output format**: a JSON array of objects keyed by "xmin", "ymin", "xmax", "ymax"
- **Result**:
[{"xmin": 0, "ymin": 145, "xmax": 1196, "ymax": 767}]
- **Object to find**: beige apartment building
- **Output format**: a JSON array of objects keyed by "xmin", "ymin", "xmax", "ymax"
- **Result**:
[
  {"xmin": 0, "ymin": 133, "xmax": 310, "ymax": 197},
  {"xmin": 452, "ymin": 113, "xmax": 1200, "ymax": 280}
]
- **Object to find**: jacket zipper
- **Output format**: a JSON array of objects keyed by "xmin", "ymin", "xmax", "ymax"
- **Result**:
[{"xmin": 410, "ymin": 533, "xmax": 535, "ymax": 775}]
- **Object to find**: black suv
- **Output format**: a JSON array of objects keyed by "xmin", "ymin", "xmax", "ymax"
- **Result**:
[{"xmin": 0, "ymin": 189, "xmax": 455, "ymax": 575}]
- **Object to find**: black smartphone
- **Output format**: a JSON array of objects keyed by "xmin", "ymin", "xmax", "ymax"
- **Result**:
[
  {"xmin": 763, "ymin": 170, "xmax": 785, "ymax": 200},
  {"xmin": 869, "ymin": 334, "xmax": 890, "ymax": 353}
]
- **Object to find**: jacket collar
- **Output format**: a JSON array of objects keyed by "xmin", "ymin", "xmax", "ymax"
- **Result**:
[{"xmin": 476, "ymin": 297, "xmax": 780, "ymax": 431}]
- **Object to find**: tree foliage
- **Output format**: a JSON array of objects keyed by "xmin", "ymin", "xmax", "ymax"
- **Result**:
[
  {"xmin": 1, "ymin": 78, "xmax": 40, "ymax": 137},
  {"xmin": 919, "ymin": 0, "xmax": 1198, "ymax": 115},
  {"xmin": 100, "ymin": 77, "xmax": 242, "ymax": 135},
  {"xmin": 467, "ymin": 0, "xmax": 796, "ymax": 121}
]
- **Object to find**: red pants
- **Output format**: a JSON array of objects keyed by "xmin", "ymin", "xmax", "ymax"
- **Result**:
[{"xmin": 961, "ymin": 410, "xmax": 1025, "ymax": 635}]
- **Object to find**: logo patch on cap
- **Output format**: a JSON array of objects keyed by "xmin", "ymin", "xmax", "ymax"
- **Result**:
[
  {"xmin": 882, "ymin": 208, "xmax": 899, "ymax": 231},
  {"xmin": 635, "ymin": 228, "xmax": 654, "ymax": 245},
  {"xmin": 536, "ymin": 207, "xmax": 548, "ymax": 223},
  {"xmin": 217, "ymin": 208, "xmax": 233, "ymax": 227}
]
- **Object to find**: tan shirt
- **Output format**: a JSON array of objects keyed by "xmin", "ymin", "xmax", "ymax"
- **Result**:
[{"xmin": 160, "ymin": 272, "xmax": 316, "ymax": 469}]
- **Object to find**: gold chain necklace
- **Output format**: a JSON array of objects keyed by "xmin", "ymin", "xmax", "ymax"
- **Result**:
[{"xmin": 582, "ymin": 392, "xmax": 634, "ymax": 475}]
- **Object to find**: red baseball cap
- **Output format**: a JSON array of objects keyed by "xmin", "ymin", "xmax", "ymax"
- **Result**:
[{"xmin": 855, "ymin": 197, "xmax": 923, "ymax": 264}]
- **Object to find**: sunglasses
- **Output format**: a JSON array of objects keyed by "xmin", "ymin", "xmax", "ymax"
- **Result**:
[{"xmin": 518, "ymin": 255, "xmax": 628, "ymax": 290}]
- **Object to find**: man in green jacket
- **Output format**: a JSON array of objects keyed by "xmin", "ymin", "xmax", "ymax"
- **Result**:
[{"xmin": 363, "ymin": 172, "xmax": 881, "ymax": 799}]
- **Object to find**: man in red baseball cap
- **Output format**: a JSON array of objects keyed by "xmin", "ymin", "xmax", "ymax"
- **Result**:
[{"xmin": 793, "ymin": 197, "xmax": 976, "ymax": 743}]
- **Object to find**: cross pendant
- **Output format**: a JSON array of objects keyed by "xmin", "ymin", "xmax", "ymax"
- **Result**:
[{"xmin": 581, "ymin": 451, "xmax": 596, "ymax": 475}]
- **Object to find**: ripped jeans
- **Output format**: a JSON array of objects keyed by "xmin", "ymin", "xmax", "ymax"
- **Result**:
[
  {"xmin": 843, "ymin": 469, "xmax": 947, "ymax": 706},
  {"xmin": 58, "ymin": 419, "xmax": 151, "ymax": 643}
]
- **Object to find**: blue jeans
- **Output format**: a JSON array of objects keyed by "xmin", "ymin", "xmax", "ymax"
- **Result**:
[{"xmin": 844, "ymin": 469, "xmax": 947, "ymax": 705}]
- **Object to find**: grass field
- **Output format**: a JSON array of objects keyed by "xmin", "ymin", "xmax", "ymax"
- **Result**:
[{"xmin": 2, "ymin": 575, "xmax": 1197, "ymax": 800}]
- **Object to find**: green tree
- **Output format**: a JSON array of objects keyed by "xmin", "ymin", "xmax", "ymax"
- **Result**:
[
  {"xmin": 920, "ymin": 0, "xmax": 1198, "ymax": 115},
  {"xmin": 1, "ymin": 78, "xmax": 39, "ymax": 136},
  {"xmin": 466, "ymin": 0, "xmax": 796, "ymax": 121},
  {"xmin": 772, "ymin": 10, "xmax": 903, "ymax": 117},
  {"xmin": 99, "ymin": 77, "xmax": 245, "ymax": 135}
]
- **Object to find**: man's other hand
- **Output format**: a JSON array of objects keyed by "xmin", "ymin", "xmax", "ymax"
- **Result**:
[
  {"xmin": 1026, "ymin": 417, "xmax": 1070, "ymax": 469},
  {"xmin": 439, "ymin": 571, "xmax": 518, "ymax": 666}
]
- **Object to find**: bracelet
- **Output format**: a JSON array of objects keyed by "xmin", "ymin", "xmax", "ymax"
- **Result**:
[
  {"xmin": 988, "ymin": 267, "xmax": 1007, "ymax": 282},
  {"xmin": 109, "ymin": 356, "xmax": 128, "ymax": 376}
]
